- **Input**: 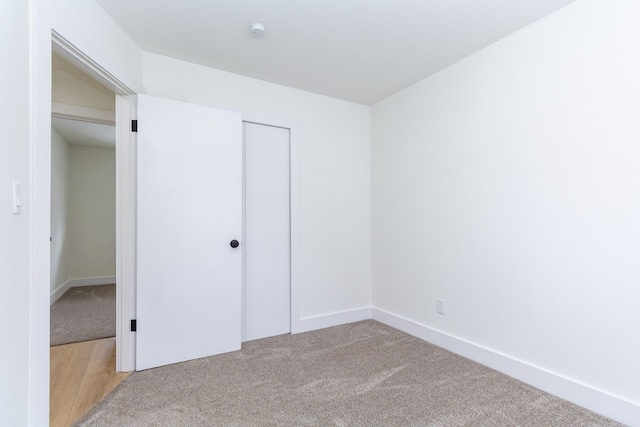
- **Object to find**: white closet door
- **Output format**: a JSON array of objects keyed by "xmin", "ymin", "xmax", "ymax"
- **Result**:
[
  {"xmin": 136, "ymin": 94, "xmax": 242, "ymax": 370},
  {"xmin": 244, "ymin": 122, "xmax": 291, "ymax": 341}
]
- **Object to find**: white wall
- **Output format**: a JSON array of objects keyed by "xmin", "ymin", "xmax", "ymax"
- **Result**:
[
  {"xmin": 68, "ymin": 144, "xmax": 116, "ymax": 280},
  {"xmin": 50, "ymin": 133, "xmax": 116, "ymax": 299},
  {"xmin": 42, "ymin": 0, "xmax": 143, "ymax": 93},
  {"xmin": 371, "ymin": 0, "xmax": 639, "ymax": 421},
  {"xmin": 50, "ymin": 128, "xmax": 70, "ymax": 294},
  {"xmin": 143, "ymin": 52, "xmax": 372, "ymax": 323},
  {"xmin": 0, "ymin": 1, "xmax": 32, "ymax": 424}
]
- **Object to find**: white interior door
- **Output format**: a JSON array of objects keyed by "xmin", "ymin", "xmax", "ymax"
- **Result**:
[
  {"xmin": 244, "ymin": 122, "xmax": 291, "ymax": 341},
  {"xmin": 136, "ymin": 94, "xmax": 242, "ymax": 370}
]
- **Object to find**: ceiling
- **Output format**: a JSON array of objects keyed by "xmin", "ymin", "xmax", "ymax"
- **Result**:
[
  {"xmin": 52, "ymin": 117, "xmax": 115, "ymax": 149},
  {"xmin": 95, "ymin": 0, "xmax": 575, "ymax": 105}
]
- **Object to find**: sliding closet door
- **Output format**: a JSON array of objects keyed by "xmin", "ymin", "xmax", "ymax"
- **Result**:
[
  {"xmin": 136, "ymin": 94, "xmax": 242, "ymax": 370},
  {"xmin": 244, "ymin": 122, "xmax": 291, "ymax": 341}
]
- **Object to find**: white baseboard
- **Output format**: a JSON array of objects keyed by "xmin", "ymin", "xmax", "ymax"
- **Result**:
[
  {"xmin": 50, "ymin": 280, "xmax": 72, "ymax": 305},
  {"xmin": 372, "ymin": 307, "xmax": 639, "ymax": 427},
  {"xmin": 67, "ymin": 275, "xmax": 116, "ymax": 288},
  {"xmin": 293, "ymin": 307, "xmax": 371, "ymax": 334},
  {"xmin": 49, "ymin": 275, "xmax": 116, "ymax": 305}
]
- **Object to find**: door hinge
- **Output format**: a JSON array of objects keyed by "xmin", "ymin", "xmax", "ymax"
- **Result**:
[
  {"xmin": 130, "ymin": 319, "xmax": 137, "ymax": 332},
  {"xmin": 131, "ymin": 119, "xmax": 138, "ymax": 133}
]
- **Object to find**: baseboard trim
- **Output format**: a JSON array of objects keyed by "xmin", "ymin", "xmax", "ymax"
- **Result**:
[
  {"xmin": 50, "ymin": 276, "xmax": 116, "ymax": 305},
  {"xmin": 372, "ymin": 308, "xmax": 639, "ymax": 427},
  {"xmin": 50, "ymin": 280, "xmax": 72, "ymax": 305},
  {"xmin": 67, "ymin": 275, "xmax": 116, "ymax": 288},
  {"xmin": 293, "ymin": 307, "xmax": 372, "ymax": 334}
]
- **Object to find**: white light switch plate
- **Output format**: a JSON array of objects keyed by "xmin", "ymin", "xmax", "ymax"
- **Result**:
[{"xmin": 13, "ymin": 181, "xmax": 21, "ymax": 214}]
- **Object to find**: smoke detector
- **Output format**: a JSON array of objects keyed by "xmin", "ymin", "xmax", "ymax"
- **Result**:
[{"xmin": 250, "ymin": 23, "xmax": 266, "ymax": 38}]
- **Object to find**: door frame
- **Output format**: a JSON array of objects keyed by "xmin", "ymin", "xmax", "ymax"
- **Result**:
[
  {"xmin": 51, "ymin": 32, "xmax": 138, "ymax": 372},
  {"xmin": 242, "ymin": 114, "xmax": 301, "ymax": 337}
]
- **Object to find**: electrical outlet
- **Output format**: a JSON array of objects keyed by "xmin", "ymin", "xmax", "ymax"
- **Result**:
[{"xmin": 436, "ymin": 298, "xmax": 446, "ymax": 315}]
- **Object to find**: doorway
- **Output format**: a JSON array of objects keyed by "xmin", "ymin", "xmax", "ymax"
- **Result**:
[
  {"xmin": 50, "ymin": 32, "xmax": 138, "ymax": 374},
  {"xmin": 50, "ymin": 50, "xmax": 117, "ymax": 341},
  {"xmin": 49, "ymin": 50, "xmax": 126, "ymax": 427},
  {"xmin": 243, "ymin": 121, "xmax": 292, "ymax": 342},
  {"xmin": 50, "ymin": 51, "xmax": 117, "ymax": 341}
]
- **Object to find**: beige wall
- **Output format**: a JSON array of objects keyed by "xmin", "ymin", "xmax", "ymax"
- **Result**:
[
  {"xmin": 50, "ymin": 128, "xmax": 70, "ymax": 294},
  {"xmin": 50, "ymin": 131, "xmax": 116, "ymax": 299},
  {"xmin": 67, "ymin": 144, "xmax": 116, "ymax": 280}
]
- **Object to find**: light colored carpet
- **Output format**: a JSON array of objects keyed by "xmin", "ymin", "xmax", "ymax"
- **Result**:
[
  {"xmin": 74, "ymin": 320, "xmax": 622, "ymax": 426},
  {"xmin": 50, "ymin": 284, "xmax": 116, "ymax": 346}
]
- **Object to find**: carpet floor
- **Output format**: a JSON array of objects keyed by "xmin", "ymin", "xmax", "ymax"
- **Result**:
[
  {"xmin": 74, "ymin": 320, "xmax": 622, "ymax": 426},
  {"xmin": 50, "ymin": 284, "xmax": 116, "ymax": 346}
]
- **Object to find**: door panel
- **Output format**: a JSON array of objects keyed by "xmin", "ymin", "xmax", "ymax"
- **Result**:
[
  {"xmin": 244, "ymin": 122, "xmax": 291, "ymax": 341},
  {"xmin": 136, "ymin": 94, "xmax": 242, "ymax": 370}
]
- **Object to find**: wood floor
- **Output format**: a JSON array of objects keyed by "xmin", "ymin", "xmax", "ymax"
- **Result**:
[{"xmin": 50, "ymin": 338, "xmax": 130, "ymax": 427}]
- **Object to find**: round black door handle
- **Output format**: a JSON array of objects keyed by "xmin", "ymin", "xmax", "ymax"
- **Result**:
[{"xmin": 230, "ymin": 239, "xmax": 239, "ymax": 248}]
